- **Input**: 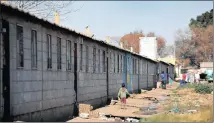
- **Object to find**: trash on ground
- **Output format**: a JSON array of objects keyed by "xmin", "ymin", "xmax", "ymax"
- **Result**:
[
  {"xmin": 79, "ymin": 113, "xmax": 89, "ymax": 119},
  {"xmin": 141, "ymin": 89, "xmax": 147, "ymax": 93},
  {"xmin": 169, "ymin": 107, "xmax": 179, "ymax": 113},
  {"xmin": 126, "ymin": 118, "xmax": 139, "ymax": 122},
  {"xmin": 187, "ymin": 110, "xmax": 197, "ymax": 113},
  {"xmin": 110, "ymin": 99, "xmax": 118, "ymax": 105},
  {"xmin": 141, "ymin": 110, "xmax": 158, "ymax": 115}
]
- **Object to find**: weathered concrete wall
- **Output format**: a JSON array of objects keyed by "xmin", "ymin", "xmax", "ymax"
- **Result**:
[
  {"xmin": 77, "ymin": 40, "xmax": 107, "ymax": 108},
  {"xmin": 2, "ymin": 8, "xmax": 159, "ymax": 122},
  {"xmin": 5, "ymin": 14, "xmax": 75, "ymax": 121},
  {"xmin": 108, "ymin": 49, "xmax": 123, "ymax": 99},
  {"xmin": 139, "ymin": 59, "xmax": 148, "ymax": 89},
  {"xmin": 148, "ymin": 62, "xmax": 157, "ymax": 88},
  {"xmin": 0, "ymin": 20, "xmax": 3, "ymax": 118}
]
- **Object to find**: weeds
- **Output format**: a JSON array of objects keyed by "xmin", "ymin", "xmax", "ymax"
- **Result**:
[
  {"xmin": 141, "ymin": 105, "xmax": 213, "ymax": 122},
  {"xmin": 177, "ymin": 83, "xmax": 213, "ymax": 94}
]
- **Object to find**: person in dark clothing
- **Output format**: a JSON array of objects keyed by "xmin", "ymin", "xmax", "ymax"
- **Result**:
[{"xmin": 160, "ymin": 71, "xmax": 166, "ymax": 89}]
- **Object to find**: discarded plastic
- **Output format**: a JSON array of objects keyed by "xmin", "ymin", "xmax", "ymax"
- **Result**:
[
  {"xmin": 141, "ymin": 89, "xmax": 147, "ymax": 93},
  {"xmin": 187, "ymin": 110, "xmax": 197, "ymax": 113},
  {"xmin": 170, "ymin": 107, "xmax": 179, "ymax": 113},
  {"xmin": 79, "ymin": 113, "xmax": 89, "ymax": 119},
  {"xmin": 126, "ymin": 118, "xmax": 139, "ymax": 122}
]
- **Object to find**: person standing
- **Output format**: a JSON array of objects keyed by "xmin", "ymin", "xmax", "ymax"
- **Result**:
[
  {"xmin": 118, "ymin": 83, "xmax": 130, "ymax": 109},
  {"xmin": 195, "ymin": 71, "xmax": 200, "ymax": 84},
  {"xmin": 182, "ymin": 73, "xmax": 186, "ymax": 86},
  {"xmin": 160, "ymin": 71, "xmax": 166, "ymax": 89}
]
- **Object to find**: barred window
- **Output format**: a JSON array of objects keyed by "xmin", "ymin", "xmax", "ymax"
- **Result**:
[
  {"xmin": 117, "ymin": 54, "xmax": 119, "ymax": 73},
  {"xmin": 86, "ymin": 46, "xmax": 89, "ymax": 72},
  {"xmin": 80, "ymin": 44, "xmax": 83, "ymax": 71},
  {"xmin": 31, "ymin": 30, "xmax": 37, "ymax": 68},
  {"xmin": 66, "ymin": 40, "xmax": 72, "ymax": 70},
  {"xmin": 47, "ymin": 34, "xmax": 52, "ymax": 69},
  {"xmin": 57, "ymin": 37, "xmax": 61, "ymax": 70},
  {"xmin": 93, "ymin": 47, "xmax": 96, "ymax": 73},
  {"xmin": 114, "ymin": 53, "xmax": 116, "ymax": 73},
  {"xmin": 121, "ymin": 55, "xmax": 123, "ymax": 73},
  {"xmin": 17, "ymin": 25, "xmax": 24, "ymax": 67},
  {"xmin": 132, "ymin": 58, "xmax": 135, "ymax": 74},
  {"xmin": 98, "ymin": 49, "xmax": 100, "ymax": 73},
  {"xmin": 103, "ymin": 51, "xmax": 106, "ymax": 72}
]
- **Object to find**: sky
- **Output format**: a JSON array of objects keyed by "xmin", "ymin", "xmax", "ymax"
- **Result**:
[{"xmin": 61, "ymin": 1, "xmax": 213, "ymax": 45}]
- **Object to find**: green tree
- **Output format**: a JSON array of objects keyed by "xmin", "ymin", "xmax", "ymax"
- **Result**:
[{"xmin": 189, "ymin": 9, "xmax": 213, "ymax": 28}]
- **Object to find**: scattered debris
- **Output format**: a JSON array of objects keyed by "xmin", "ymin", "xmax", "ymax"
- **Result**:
[
  {"xmin": 142, "ymin": 96, "xmax": 158, "ymax": 102},
  {"xmin": 169, "ymin": 107, "xmax": 179, "ymax": 113},
  {"xmin": 141, "ymin": 111, "xmax": 158, "ymax": 115},
  {"xmin": 99, "ymin": 112, "xmax": 105, "ymax": 117},
  {"xmin": 115, "ymin": 117, "xmax": 123, "ymax": 122},
  {"xmin": 79, "ymin": 113, "xmax": 89, "ymax": 119},
  {"xmin": 126, "ymin": 118, "xmax": 139, "ymax": 122},
  {"xmin": 107, "ymin": 118, "xmax": 115, "ymax": 121},
  {"xmin": 110, "ymin": 99, "xmax": 119, "ymax": 105},
  {"xmin": 141, "ymin": 89, "xmax": 147, "ymax": 93},
  {"xmin": 99, "ymin": 116, "xmax": 108, "ymax": 120},
  {"xmin": 187, "ymin": 110, "xmax": 197, "ymax": 113}
]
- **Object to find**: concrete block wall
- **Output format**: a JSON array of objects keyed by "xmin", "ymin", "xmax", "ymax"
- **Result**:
[
  {"xmin": 139, "ymin": 59, "xmax": 148, "ymax": 89},
  {"xmin": 0, "ymin": 21, "xmax": 3, "ymax": 118},
  {"xmin": 77, "ymin": 40, "xmax": 107, "ymax": 108},
  {"xmin": 5, "ymin": 14, "xmax": 75, "ymax": 121},
  {"xmin": 108, "ymin": 49, "xmax": 123, "ymax": 99},
  {"xmin": 1, "ymin": 9, "xmax": 161, "ymax": 121},
  {"xmin": 148, "ymin": 62, "xmax": 156, "ymax": 88}
]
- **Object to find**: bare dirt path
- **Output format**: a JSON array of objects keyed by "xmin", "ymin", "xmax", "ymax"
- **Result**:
[{"xmin": 67, "ymin": 82, "xmax": 179, "ymax": 122}]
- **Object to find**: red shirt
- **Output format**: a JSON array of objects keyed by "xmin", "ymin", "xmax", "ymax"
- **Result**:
[{"xmin": 182, "ymin": 74, "xmax": 186, "ymax": 80}]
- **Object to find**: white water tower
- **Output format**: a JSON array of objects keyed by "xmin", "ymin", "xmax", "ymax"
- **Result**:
[{"xmin": 139, "ymin": 37, "xmax": 157, "ymax": 60}]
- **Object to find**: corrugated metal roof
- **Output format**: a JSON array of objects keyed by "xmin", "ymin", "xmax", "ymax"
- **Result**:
[{"xmin": 1, "ymin": 3, "xmax": 158, "ymax": 63}]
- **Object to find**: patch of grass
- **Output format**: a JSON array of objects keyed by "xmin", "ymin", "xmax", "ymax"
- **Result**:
[
  {"xmin": 176, "ymin": 83, "xmax": 213, "ymax": 94},
  {"xmin": 140, "ymin": 105, "xmax": 213, "ymax": 122},
  {"xmin": 195, "ymin": 84, "xmax": 213, "ymax": 94}
]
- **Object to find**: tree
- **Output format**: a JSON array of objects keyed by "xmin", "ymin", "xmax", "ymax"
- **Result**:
[
  {"xmin": 174, "ymin": 28, "xmax": 193, "ymax": 66},
  {"xmin": 189, "ymin": 9, "xmax": 213, "ymax": 28},
  {"xmin": 120, "ymin": 30, "xmax": 144, "ymax": 53},
  {"xmin": 4, "ymin": 1, "xmax": 83, "ymax": 20},
  {"xmin": 175, "ymin": 26, "xmax": 213, "ymax": 67},
  {"xmin": 120, "ymin": 31, "xmax": 167, "ymax": 57}
]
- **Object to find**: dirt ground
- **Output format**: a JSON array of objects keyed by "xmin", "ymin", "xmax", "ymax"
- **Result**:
[{"xmin": 67, "ymin": 82, "xmax": 179, "ymax": 122}]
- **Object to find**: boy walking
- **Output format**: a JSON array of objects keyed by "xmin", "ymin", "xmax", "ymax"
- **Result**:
[{"xmin": 118, "ymin": 83, "xmax": 130, "ymax": 109}]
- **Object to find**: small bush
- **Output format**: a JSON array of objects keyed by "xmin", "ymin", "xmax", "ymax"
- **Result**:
[
  {"xmin": 194, "ymin": 84, "xmax": 213, "ymax": 94},
  {"xmin": 176, "ymin": 83, "xmax": 213, "ymax": 94}
]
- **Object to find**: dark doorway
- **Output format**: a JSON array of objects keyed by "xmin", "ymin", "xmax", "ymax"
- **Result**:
[
  {"xmin": 2, "ymin": 20, "xmax": 11, "ymax": 121},
  {"xmin": 73, "ymin": 43, "xmax": 78, "ymax": 116},
  {"xmin": 166, "ymin": 67, "xmax": 169, "ymax": 84}
]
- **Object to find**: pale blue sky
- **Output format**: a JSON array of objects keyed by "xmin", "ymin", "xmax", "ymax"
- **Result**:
[{"xmin": 61, "ymin": 1, "xmax": 213, "ymax": 45}]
